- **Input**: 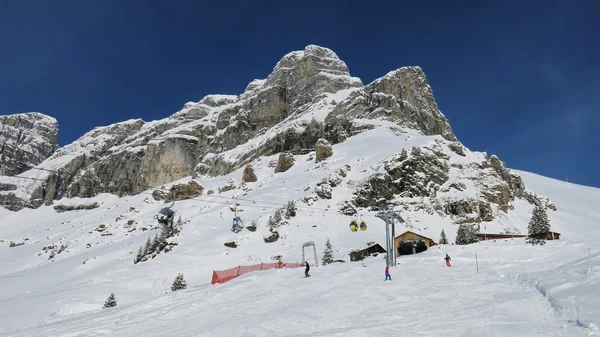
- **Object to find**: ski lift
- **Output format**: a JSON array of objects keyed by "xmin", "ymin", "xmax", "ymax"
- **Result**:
[
  {"xmin": 359, "ymin": 221, "xmax": 367, "ymax": 231},
  {"xmin": 231, "ymin": 216, "xmax": 243, "ymax": 233},
  {"xmin": 154, "ymin": 201, "xmax": 175, "ymax": 227},
  {"xmin": 349, "ymin": 220, "xmax": 358, "ymax": 232}
]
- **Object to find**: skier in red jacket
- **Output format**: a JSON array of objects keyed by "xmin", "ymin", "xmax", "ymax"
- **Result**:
[
  {"xmin": 385, "ymin": 265, "xmax": 391, "ymax": 280},
  {"xmin": 444, "ymin": 254, "xmax": 451, "ymax": 267}
]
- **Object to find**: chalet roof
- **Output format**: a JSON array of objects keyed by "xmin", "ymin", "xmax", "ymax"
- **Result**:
[{"xmin": 395, "ymin": 230, "xmax": 434, "ymax": 241}]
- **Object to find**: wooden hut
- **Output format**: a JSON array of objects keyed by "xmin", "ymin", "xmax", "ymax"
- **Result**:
[
  {"xmin": 394, "ymin": 231, "xmax": 435, "ymax": 255},
  {"xmin": 349, "ymin": 243, "xmax": 386, "ymax": 261}
]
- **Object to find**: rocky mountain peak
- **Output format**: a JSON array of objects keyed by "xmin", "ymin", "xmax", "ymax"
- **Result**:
[
  {"xmin": 0, "ymin": 112, "xmax": 59, "ymax": 176},
  {"xmin": 3, "ymin": 45, "xmax": 465, "ymax": 210}
]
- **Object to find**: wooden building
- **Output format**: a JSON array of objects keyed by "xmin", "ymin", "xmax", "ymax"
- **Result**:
[
  {"xmin": 349, "ymin": 243, "xmax": 386, "ymax": 261},
  {"xmin": 476, "ymin": 233, "xmax": 526, "ymax": 241},
  {"xmin": 394, "ymin": 231, "xmax": 435, "ymax": 255},
  {"xmin": 476, "ymin": 231, "xmax": 561, "ymax": 241},
  {"xmin": 394, "ymin": 231, "xmax": 435, "ymax": 248}
]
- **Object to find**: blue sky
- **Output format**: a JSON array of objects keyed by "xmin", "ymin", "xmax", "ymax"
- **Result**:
[{"xmin": 1, "ymin": 1, "xmax": 598, "ymax": 187}]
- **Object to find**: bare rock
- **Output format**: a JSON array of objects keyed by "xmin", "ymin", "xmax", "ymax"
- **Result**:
[
  {"xmin": 152, "ymin": 189, "xmax": 168, "ymax": 201},
  {"xmin": 448, "ymin": 142, "xmax": 465, "ymax": 156},
  {"xmin": 242, "ymin": 164, "xmax": 257, "ymax": 182},
  {"xmin": 166, "ymin": 181, "xmax": 203, "ymax": 202},
  {"xmin": 274, "ymin": 153, "xmax": 295, "ymax": 173},
  {"xmin": 315, "ymin": 138, "xmax": 333, "ymax": 162},
  {"xmin": 0, "ymin": 112, "xmax": 59, "ymax": 176}
]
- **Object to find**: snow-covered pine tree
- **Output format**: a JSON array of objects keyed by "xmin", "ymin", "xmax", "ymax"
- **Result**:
[
  {"xmin": 455, "ymin": 224, "xmax": 478, "ymax": 245},
  {"xmin": 143, "ymin": 237, "xmax": 152, "ymax": 255},
  {"xmin": 322, "ymin": 238, "xmax": 334, "ymax": 265},
  {"xmin": 103, "ymin": 293, "xmax": 117, "ymax": 308},
  {"xmin": 273, "ymin": 208, "xmax": 282, "ymax": 224},
  {"xmin": 150, "ymin": 234, "xmax": 159, "ymax": 252},
  {"xmin": 285, "ymin": 200, "xmax": 297, "ymax": 218},
  {"xmin": 171, "ymin": 273, "xmax": 187, "ymax": 291},
  {"xmin": 134, "ymin": 246, "xmax": 143, "ymax": 264},
  {"xmin": 526, "ymin": 205, "xmax": 550, "ymax": 245},
  {"xmin": 440, "ymin": 229, "xmax": 448, "ymax": 244},
  {"xmin": 267, "ymin": 216, "xmax": 276, "ymax": 232}
]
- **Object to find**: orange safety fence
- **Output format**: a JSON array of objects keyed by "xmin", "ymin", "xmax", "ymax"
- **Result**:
[{"xmin": 211, "ymin": 261, "xmax": 304, "ymax": 285}]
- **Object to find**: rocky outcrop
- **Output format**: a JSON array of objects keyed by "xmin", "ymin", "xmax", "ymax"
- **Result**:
[
  {"xmin": 315, "ymin": 138, "xmax": 333, "ymax": 162},
  {"xmin": 0, "ymin": 112, "xmax": 59, "ymax": 176},
  {"xmin": 274, "ymin": 153, "xmax": 295, "ymax": 173},
  {"xmin": 353, "ymin": 146, "xmax": 450, "ymax": 209},
  {"xmin": 242, "ymin": 164, "xmax": 257, "ymax": 182},
  {"xmin": 165, "ymin": 181, "xmax": 203, "ymax": 202},
  {"xmin": 364, "ymin": 67, "xmax": 455, "ymax": 141},
  {"xmin": 348, "ymin": 139, "xmax": 553, "ymax": 226}
]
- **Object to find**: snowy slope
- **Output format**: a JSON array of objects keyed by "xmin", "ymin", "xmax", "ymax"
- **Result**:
[{"xmin": 0, "ymin": 125, "xmax": 599, "ymax": 336}]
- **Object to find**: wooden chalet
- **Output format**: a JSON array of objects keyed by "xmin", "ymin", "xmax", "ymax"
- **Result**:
[
  {"xmin": 349, "ymin": 243, "xmax": 386, "ymax": 261},
  {"xmin": 394, "ymin": 231, "xmax": 436, "ymax": 248},
  {"xmin": 476, "ymin": 231, "xmax": 561, "ymax": 241},
  {"xmin": 394, "ymin": 231, "xmax": 435, "ymax": 255}
]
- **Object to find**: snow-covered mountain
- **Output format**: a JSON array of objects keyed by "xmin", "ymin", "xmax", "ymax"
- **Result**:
[
  {"xmin": 1, "ymin": 45, "xmax": 599, "ymax": 336},
  {"xmin": 1, "ymin": 45, "xmax": 456, "ymax": 210},
  {"xmin": 0, "ymin": 128, "xmax": 599, "ymax": 336}
]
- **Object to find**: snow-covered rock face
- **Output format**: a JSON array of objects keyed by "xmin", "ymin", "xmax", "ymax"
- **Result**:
[
  {"xmin": 2, "ymin": 45, "xmax": 465, "ymax": 210},
  {"xmin": 0, "ymin": 112, "xmax": 59, "ymax": 176}
]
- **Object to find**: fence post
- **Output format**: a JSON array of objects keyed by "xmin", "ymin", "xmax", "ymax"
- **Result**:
[
  {"xmin": 475, "ymin": 253, "xmax": 479, "ymax": 273},
  {"xmin": 260, "ymin": 263, "xmax": 263, "ymax": 270},
  {"xmin": 237, "ymin": 265, "xmax": 241, "ymax": 276}
]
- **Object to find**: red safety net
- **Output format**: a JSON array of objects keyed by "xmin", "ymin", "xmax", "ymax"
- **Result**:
[{"xmin": 211, "ymin": 261, "xmax": 304, "ymax": 285}]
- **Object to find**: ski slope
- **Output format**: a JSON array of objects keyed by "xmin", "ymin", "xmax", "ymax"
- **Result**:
[{"xmin": 0, "ymin": 126, "xmax": 599, "ymax": 336}]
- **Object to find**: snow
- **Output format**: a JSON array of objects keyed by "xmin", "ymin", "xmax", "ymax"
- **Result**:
[{"xmin": 0, "ymin": 125, "xmax": 599, "ymax": 336}]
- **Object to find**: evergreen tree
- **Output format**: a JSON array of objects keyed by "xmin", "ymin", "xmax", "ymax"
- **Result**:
[
  {"xmin": 134, "ymin": 246, "xmax": 143, "ymax": 264},
  {"xmin": 285, "ymin": 200, "xmax": 297, "ymax": 218},
  {"xmin": 150, "ymin": 234, "xmax": 159, "ymax": 253},
  {"xmin": 440, "ymin": 229, "xmax": 448, "ymax": 244},
  {"xmin": 526, "ymin": 205, "xmax": 550, "ymax": 245},
  {"xmin": 143, "ymin": 237, "xmax": 152, "ymax": 255},
  {"xmin": 267, "ymin": 216, "xmax": 276, "ymax": 232},
  {"xmin": 273, "ymin": 208, "xmax": 282, "ymax": 224},
  {"xmin": 322, "ymin": 238, "xmax": 334, "ymax": 265},
  {"xmin": 103, "ymin": 293, "xmax": 117, "ymax": 308},
  {"xmin": 455, "ymin": 224, "xmax": 478, "ymax": 245},
  {"xmin": 171, "ymin": 273, "xmax": 187, "ymax": 291}
]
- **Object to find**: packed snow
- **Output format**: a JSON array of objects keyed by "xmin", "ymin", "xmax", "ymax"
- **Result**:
[{"xmin": 0, "ymin": 126, "xmax": 599, "ymax": 336}]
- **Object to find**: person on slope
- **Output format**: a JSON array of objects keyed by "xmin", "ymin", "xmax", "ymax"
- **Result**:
[
  {"xmin": 385, "ymin": 265, "xmax": 391, "ymax": 280},
  {"xmin": 444, "ymin": 254, "xmax": 451, "ymax": 267},
  {"xmin": 305, "ymin": 261, "xmax": 310, "ymax": 277}
]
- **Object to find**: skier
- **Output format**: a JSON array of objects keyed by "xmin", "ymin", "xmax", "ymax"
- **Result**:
[
  {"xmin": 444, "ymin": 253, "xmax": 451, "ymax": 267},
  {"xmin": 305, "ymin": 261, "xmax": 310, "ymax": 277},
  {"xmin": 385, "ymin": 265, "xmax": 391, "ymax": 280}
]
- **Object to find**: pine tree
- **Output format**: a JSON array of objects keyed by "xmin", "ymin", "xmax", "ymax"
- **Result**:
[
  {"xmin": 526, "ymin": 205, "xmax": 550, "ymax": 245},
  {"xmin": 285, "ymin": 200, "xmax": 297, "ymax": 218},
  {"xmin": 134, "ymin": 246, "xmax": 143, "ymax": 264},
  {"xmin": 103, "ymin": 293, "xmax": 117, "ymax": 308},
  {"xmin": 171, "ymin": 273, "xmax": 187, "ymax": 291},
  {"xmin": 322, "ymin": 238, "xmax": 334, "ymax": 265},
  {"xmin": 440, "ymin": 229, "xmax": 448, "ymax": 244},
  {"xmin": 273, "ymin": 208, "xmax": 282, "ymax": 225},
  {"xmin": 267, "ymin": 216, "xmax": 276, "ymax": 232},
  {"xmin": 143, "ymin": 237, "xmax": 152, "ymax": 255},
  {"xmin": 455, "ymin": 224, "xmax": 478, "ymax": 245},
  {"xmin": 150, "ymin": 234, "xmax": 159, "ymax": 253}
]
